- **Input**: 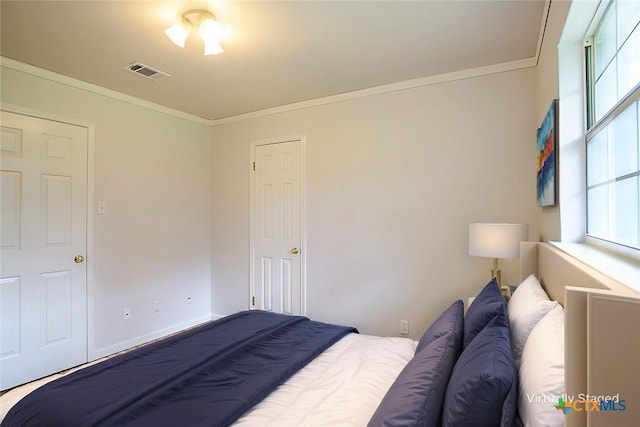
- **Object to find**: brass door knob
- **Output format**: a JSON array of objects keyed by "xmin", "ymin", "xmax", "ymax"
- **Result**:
[
  {"xmin": 74, "ymin": 255, "xmax": 85, "ymax": 263},
  {"xmin": 290, "ymin": 248, "xmax": 299, "ymax": 255}
]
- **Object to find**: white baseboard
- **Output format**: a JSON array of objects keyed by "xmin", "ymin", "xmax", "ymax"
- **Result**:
[{"xmin": 89, "ymin": 314, "xmax": 213, "ymax": 361}]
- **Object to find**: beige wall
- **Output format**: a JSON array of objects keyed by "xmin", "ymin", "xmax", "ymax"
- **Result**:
[
  {"xmin": 0, "ymin": 0, "xmax": 573, "ymax": 347},
  {"xmin": 211, "ymin": 68, "xmax": 540, "ymax": 338},
  {"xmin": 535, "ymin": 0, "xmax": 572, "ymax": 242},
  {"xmin": 1, "ymin": 64, "xmax": 213, "ymax": 358}
]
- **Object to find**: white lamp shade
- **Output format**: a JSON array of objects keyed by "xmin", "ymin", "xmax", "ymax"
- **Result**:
[
  {"xmin": 468, "ymin": 223, "xmax": 528, "ymax": 259},
  {"xmin": 203, "ymin": 38, "xmax": 224, "ymax": 55},
  {"xmin": 199, "ymin": 18, "xmax": 224, "ymax": 55},
  {"xmin": 165, "ymin": 22, "xmax": 190, "ymax": 48}
]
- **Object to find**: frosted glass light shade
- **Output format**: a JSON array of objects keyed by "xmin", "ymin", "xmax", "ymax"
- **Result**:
[
  {"xmin": 165, "ymin": 21, "xmax": 190, "ymax": 48},
  {"xmin": 203, "ymin": 39, "xmax": 224, "ymax": 55},
  {"xmin": 468, "ymin": 223, "xmax": 529, "ymax": 259},
  {"xmin": 199, "ymin": 18, "xmax": 224, "ymax": 55}
]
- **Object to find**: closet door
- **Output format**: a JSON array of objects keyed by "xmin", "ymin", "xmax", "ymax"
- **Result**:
[
  {"xmin": 1, "ymin": 110, "xmax": 88, "ymax": 390},
  {"xmin": 251, "ymin": 139, "xmax": 303, "ymax": 315}
]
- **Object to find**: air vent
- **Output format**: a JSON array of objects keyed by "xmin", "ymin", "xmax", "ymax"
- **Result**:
[{"xmin": 123, "ymin": 62, "xmax": 170, "ymax": 81}]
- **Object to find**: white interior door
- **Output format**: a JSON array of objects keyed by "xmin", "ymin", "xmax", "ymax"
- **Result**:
[
  {"xmin": 252, "ymin": 139, "xmax": 303, "ymax": 315},
  {"xmin": 0, "ymin": 110, "xmax": 88, "ymax": 390}
]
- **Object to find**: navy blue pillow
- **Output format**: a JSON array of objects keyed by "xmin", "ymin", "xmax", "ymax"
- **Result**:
[
  {"xmin": 368, "ymin": 324, "xmax": 462, "ymax": 427},
  {"xmin": 463, "ymin": 277, "xmax": 505, "ymax": 349},
  {"xmin": 415, "ymin": 300, "xmax": 463, "ymax": 355},
  {"xmin": 441, "ymin": 312, "xmax": 518, "ymax": 427}
]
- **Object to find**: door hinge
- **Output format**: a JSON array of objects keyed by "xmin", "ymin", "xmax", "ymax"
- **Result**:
[
  {"xmin": 252, "ymin": 161, "xmax": 255, "ymax": 171},
  {"xmin": 252, "ymin": 296, "xmax": 255, "ymax": 306}
]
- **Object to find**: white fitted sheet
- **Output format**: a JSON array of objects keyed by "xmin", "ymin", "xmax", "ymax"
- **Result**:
[{"xmin": 234, "ymin": 333, "xmax": 417, "ymax": 427}]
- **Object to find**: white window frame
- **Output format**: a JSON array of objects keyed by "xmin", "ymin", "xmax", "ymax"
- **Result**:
[
  {"xmin": 583, "ymin": 0, "xmax": 640, "ymax": 253},
  {"xmin": 556, "ymin": 0, "xmax": 640, "ymax": 292}
]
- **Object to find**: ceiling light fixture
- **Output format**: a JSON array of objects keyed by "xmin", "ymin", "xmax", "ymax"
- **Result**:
[{"xmin": 165, "ymin": 9, "xmax": 224, "ymax": 55}]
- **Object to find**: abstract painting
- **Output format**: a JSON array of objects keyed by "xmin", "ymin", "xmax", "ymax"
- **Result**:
[{"xmin": 537, "ymin": 100, "xmax": 558, "ymax": 206}]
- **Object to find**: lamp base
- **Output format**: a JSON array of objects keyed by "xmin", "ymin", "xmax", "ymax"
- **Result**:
[
  {"xmin": 500, "ymin": 284, "xmax": 511, "ymax": 300},
  {"xmin": 491, "ymin": 267, "xmax": 502, "ymax": 288},
  {"xmin": 491, "ymin": 261, "xmax": 510, "ymax": 300}
]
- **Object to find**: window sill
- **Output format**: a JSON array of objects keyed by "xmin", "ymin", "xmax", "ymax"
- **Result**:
[{"xmin": 549, "ymin": 241, "xmax": 640, "ymax": 294}]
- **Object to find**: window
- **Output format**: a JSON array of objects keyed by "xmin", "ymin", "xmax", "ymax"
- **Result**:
[{"xmin": 585, "ymin": 0, "xmax": 640, "ymax": 250}]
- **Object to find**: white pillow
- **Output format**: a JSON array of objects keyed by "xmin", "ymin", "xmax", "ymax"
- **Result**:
[
  {"xmin": 518, "ymin": 304, "xmax": 565, "ymax": 427},
  {"xmin": 507, "ymin": 274, "xmax": 557, "ymax": 365}
]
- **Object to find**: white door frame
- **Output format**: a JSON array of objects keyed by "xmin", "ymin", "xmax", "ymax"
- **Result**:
[
  {"xmin": 1, "ymin": 102, "xmax": 96, "ymax": 360},
  {"xmin": 249, "ymin": 135, "xmax": 306, "ymax": 315}
]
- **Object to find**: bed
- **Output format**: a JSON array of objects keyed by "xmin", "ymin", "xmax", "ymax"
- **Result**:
[{"xmin": 2, "ymin": 242, "xmax": 639, "ymax": 426}]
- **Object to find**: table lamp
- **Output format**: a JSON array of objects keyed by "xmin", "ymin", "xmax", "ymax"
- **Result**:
[{"xmin": 468, "ymin": 223, "xmax": 529, "ymax": 288}]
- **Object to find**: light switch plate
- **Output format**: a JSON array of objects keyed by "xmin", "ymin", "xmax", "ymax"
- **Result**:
[{"xmin": 97, "ymin": 201, "xmax": 107, "ymax": 215}]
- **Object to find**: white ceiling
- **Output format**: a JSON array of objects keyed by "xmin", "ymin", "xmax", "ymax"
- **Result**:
[{"xmin": 0, "ymin": 1, "xmax": 548, "ymax": 121}]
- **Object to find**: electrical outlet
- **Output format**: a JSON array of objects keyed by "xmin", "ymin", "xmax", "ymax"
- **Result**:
[
  {"xmin": 123, "ymin": 307, "xmax": 131, "ymax": 320},
  {"xmin": 186, "ymin": 296, "xmax": 192, "ymax": 304},
  {"xmin": 153, "ymin": 301, "xmax": 160, "ymax": 313},
  {"xmin": 400, "ymin": 320, "xmax": 409, "ymax": 335}
]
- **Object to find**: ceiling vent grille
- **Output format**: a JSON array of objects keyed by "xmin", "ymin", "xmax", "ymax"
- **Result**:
[{"xmin": 123, "ymin": 62, "xmax": 170, "ymax": 81}]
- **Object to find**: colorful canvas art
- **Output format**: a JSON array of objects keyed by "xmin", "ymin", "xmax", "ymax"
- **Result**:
[{"xmin": 537, "ymin": 100, "xmax": 557, "ymax": 206}]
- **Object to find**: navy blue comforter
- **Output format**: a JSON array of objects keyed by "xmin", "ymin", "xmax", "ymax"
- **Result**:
[{"xmin": 2, "ymin": 310, "xmax": 356, "ymax": 427}]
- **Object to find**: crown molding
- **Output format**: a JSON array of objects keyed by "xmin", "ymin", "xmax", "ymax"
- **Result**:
[
  {"xmin": 0, "ymin": 56, "xmax": 211, "ymax": 126},
  {"xmin": 2, "ymin": 54, "xmax": 538, "ymax": 127},
  {"xmin": 211, "ymin": 56, "xmax": 537, "ymax": 125}
]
